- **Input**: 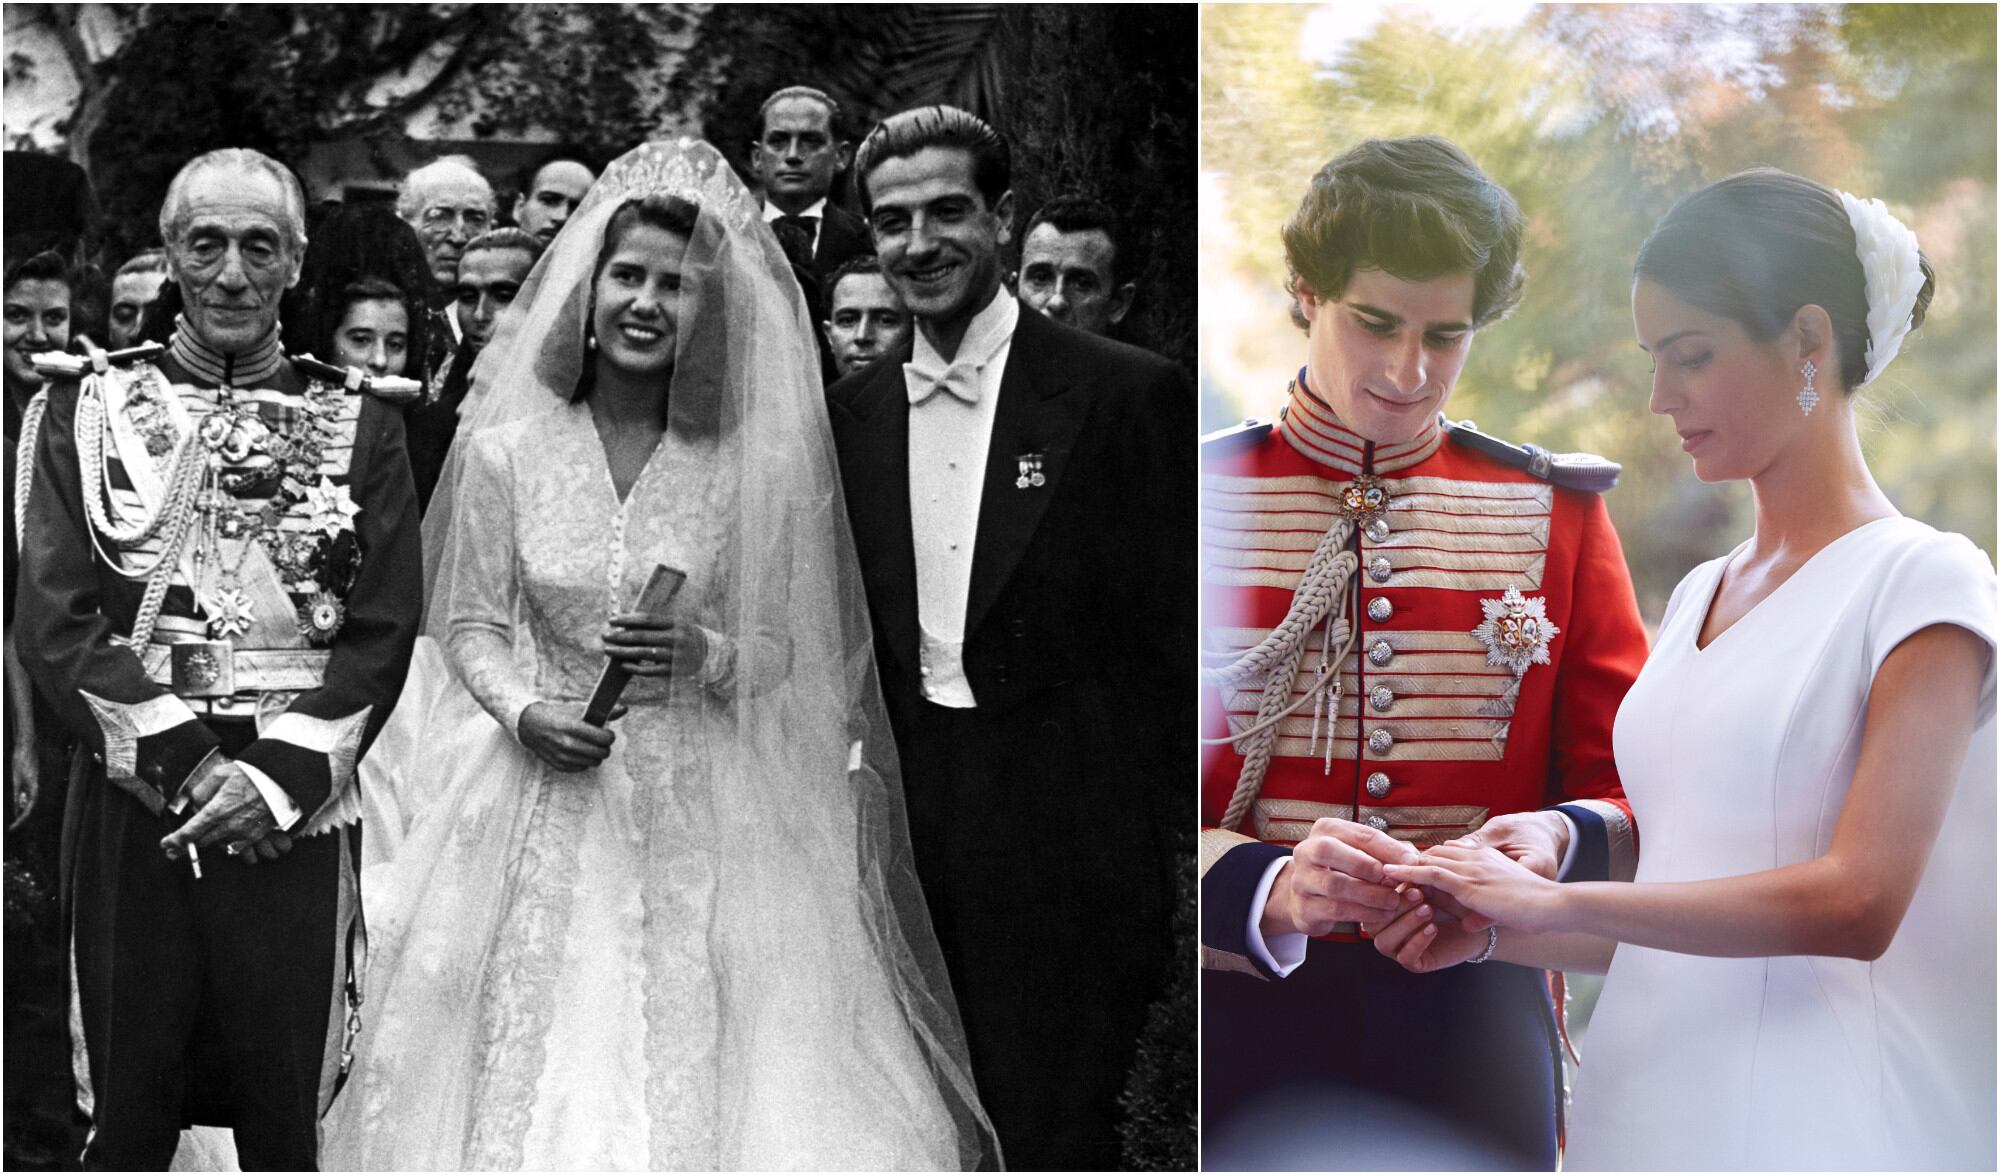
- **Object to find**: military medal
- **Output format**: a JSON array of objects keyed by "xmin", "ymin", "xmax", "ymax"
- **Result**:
[
  {"xmin": 305, "ymin": 477, "xmax": 363, "ymax": 536},
  {"xmin": 1337, "ymin": 474, "xmax": 1390, "ymax": 523},
  {"xmin": 205, "ymin": 587, "xmax": 257, "ymax": 639},
  {"xmin": 297, "ymin": 591, "xmax": 347, "ymax": 646},
  {"xmin": 1015, "ymin": 452, "xmax": 1046, "ymax": 490},
  {"xmin": 1472, "ymin": 586, "xmax": 1559, "ymax": 676}
]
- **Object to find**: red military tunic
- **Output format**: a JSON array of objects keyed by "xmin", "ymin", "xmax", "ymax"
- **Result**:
[{"xmin": 1199, "ymin": 374, "xmax": 1647, "ymax": 968}]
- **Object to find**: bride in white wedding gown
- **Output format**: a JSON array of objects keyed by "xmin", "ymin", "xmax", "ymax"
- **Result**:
[
  {"xmin": 314, "ymin": 140, "xmax": 996, "ymax": 1171},
  {"xmin": 1366, "ymin": 169, "xmax": 1995, "ymax": 1171}
]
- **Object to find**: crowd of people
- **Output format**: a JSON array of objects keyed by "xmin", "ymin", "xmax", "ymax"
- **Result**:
[{"xmin": 4, "ymin": 86, "xmax": 1191, "ymax": 1172}]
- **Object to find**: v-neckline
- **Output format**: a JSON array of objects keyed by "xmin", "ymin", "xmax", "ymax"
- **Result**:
[
  {"xmin": 1690, "ymin": 516, "xmax": 1902, "ymax": 653},
  {"xmin": 586, "ymin": 408, "xmax": 665, "ymax": 507}
]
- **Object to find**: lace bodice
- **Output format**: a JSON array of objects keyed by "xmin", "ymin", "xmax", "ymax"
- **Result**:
[{"xmin": 445, "ymin": 402, "xmax": 735, "ymax": 730}]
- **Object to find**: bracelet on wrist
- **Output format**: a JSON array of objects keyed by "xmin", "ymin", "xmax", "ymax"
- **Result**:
[{"xmin": 1470, "ymin": 924, "xmax": 1499, "ymax": 964}]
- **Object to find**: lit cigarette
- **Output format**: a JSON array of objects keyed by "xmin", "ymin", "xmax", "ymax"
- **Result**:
[{"xmin": 189, "ymin": 843, "xmax": 204, "ymax": 881}]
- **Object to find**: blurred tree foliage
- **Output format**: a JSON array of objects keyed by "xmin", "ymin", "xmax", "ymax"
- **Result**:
[
  {"xmin": 59, "ymin": 4, "xmax": 1193, "ymax": 367},
  {"xmin": 1202, "ymin": 3, "xmax": 1995, "ymax": 618},
  {"xmin": 669, "ymin": 3, "xmax": 1198, "ymax": 369},
  {"xmin": 68, "ymin": 5, "xmax": 719, "ymax": 258}
]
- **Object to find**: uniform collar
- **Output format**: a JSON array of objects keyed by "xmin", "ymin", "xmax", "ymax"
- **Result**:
[
  {"xmin": 166, "ymin": 315, "xmax": 284, "ymax": 388},
  {"xmin": 1276, "ymin": 367, "xmax": 1443, "ymax": 476}
]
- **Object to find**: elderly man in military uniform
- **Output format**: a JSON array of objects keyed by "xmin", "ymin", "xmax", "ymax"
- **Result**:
[
  {"xmin": 1199, "ymin": 137, "xmax": 1650, "ymax": 1170},
  {"xmin": 15, "ymin": 147, "xmax": 421, "ymax": 1170}
]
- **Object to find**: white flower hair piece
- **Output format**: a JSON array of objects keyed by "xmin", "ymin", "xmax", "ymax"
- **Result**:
[{"xmin": 1836, "ymin": 190, "xmax": 1925, "ymax": 385}]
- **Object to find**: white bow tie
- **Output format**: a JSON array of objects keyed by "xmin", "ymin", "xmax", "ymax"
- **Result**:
[{"xmin": 905, "ymin": 357, "xmax": 983, "ymax": 405}]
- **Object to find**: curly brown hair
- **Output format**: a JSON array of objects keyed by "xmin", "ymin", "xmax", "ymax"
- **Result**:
[{"xmin": 1282, "ymin": 136, "xmax": 1524, "ymax": 334}]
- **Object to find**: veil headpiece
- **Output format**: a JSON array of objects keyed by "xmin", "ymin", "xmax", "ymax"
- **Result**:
[
  {"xmin": 1835, "ymin": 190, "xmax": 1925, "ymax": 386},
  {"xmin": 411, "ymin": 137, "xmax": 998, "ymax": 1168}
]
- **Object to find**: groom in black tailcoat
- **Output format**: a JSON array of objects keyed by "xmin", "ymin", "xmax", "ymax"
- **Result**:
[{"xmin": 826, "ymin": 105, "xmax": 1193, "ymax": 1170}]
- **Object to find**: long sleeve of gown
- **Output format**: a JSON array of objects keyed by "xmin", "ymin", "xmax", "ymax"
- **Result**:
[{"xmin": 443, "ymin": 433, "xmax": 541, "ymax": 735}]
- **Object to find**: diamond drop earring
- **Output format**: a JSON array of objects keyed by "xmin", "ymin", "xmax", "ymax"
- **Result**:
[{"xmin": 1797, "ymin": 359, "xmax": 1819, "ymax": 416}]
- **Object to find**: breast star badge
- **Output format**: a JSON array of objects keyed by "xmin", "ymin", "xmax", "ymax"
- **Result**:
[
  {"xmin": 1472, "ymin": 586, "xmax": 1559, "ymax": 676},
  {"xmin": 305, "ymin": 477, "xmax": 363, "ymax": 537}
]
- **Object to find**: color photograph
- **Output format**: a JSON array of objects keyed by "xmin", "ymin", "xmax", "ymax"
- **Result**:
[{"xmin": 1198, "ymin": 4, "xmax": 1995, "ymax": 1170}]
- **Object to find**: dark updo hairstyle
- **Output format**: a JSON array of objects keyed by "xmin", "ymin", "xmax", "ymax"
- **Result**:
[
  {"xmin": 4, "ymin": 249, "xmax": 75, "ymax": 296},
  {"xmin": 321, "ymin": 275, "xmax": 415, "ymax": 375},
  {"xmin": 1283, "ymin": 136, "xmax": 1525, "ymax": 333},
  {"xmin": 282, "ymin": 202, "xmax": 436, "ymax": 380},
  {"xmin": 568, "ymin": 193, "xmax": 704, "ymax": 406},
  {"xmin": 1632, "ymin": 168, "xmax": 1936, "ymax": 393}
]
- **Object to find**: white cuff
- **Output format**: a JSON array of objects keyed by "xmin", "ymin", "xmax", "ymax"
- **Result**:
[
  {"xmin": 1246, "ymin": 856, "xmax": 1309, "ymax": 977},
  {"xmin": 166, "ymin": 747, "xmax": 224, "ymax": 816},
  {"xmin": 1551, "ymin": 810, "xmax": 1582, "ymax": 881},
  {"xmin": 234, "ymin": 761, "xmax": 304, "ymax": 832}
]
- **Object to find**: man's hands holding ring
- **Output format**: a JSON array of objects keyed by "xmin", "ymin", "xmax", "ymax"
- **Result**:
[{"xmin": 1259, "ymin": 817, "xmax": 1424, "ymax": 939}]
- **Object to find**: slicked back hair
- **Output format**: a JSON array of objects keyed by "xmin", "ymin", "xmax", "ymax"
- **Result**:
[
  {"xmin": 758, "ymin": 85, "xmax": 843, "ymax": 139},
  {"xmin": 853, "ymin": 105, "xmax": 1010, "ymax": 216},
  {"xmin": 461, "ymin": 227, "xmax": 545, "ymax": 271},
  {"xmin": 1026, "ymin": 196, "xmax": 1127, "ymax": 282},
  {"xmin": 1282, "ymin": 136, "xmax": 1524, "ymax": 333},
  {"xmin": 159, "ymin": 148, "xmax": 308, "ymax": 252},
  {"xmin": 115, "ymin": 249, "xmax": 168, "ymax": 279}
]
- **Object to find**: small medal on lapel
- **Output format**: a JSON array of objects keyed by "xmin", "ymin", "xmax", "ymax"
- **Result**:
[{"xmin": 1015, "ymin": 452, "xmax": 1046, "ymax": 489}]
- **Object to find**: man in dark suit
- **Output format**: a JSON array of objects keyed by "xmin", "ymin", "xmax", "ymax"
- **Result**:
[
  {"xmin": 751, "ymin": 85, "xmax": 871, "ymax": 289},
  {"xmin": 16, "ymin": 148, "xmax": 422, "ymax": 1169},
  {"xmin": 826, "ymin": 105, "xmax": 1192, "ymax": 1170}
]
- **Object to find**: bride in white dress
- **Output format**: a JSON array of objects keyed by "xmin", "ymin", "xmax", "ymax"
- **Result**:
[
  {"xmin": 1366, "ymin": 169, "xmax": 1995, "ymax": 1170},
  {"xmin": 316, "ymin": 140, "xmax": 996, "ymax": 1170}
]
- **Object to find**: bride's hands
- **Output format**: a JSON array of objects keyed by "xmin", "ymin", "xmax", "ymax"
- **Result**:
[
  {"xmin": 1381, "ymin": 843, "xmax": 1566, "ymax": 934},
  {"xmin": 1362, "ymin": 899, "xmax": 1494, "ymax": 974},
  {"xmin": 602, "ymin": 611, "xmax": 708, "ymax": 678},
  {"xmin": 518, "ymin": 702, "xmax": 615, "ymax": 772}
]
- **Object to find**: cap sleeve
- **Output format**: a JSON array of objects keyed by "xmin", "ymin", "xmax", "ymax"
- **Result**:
[{"xmin": 1867, "ymin": 529, "xmax": 1999, "ymax": 722}]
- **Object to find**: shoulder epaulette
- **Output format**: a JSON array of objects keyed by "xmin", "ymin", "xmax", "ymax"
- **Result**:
[
  {"xmin": 290, "ymin": 353, "xmax": 425, "ymax": 404},
  {"xmin": 1443, "ymin": 418, "xmax": 1621, "ymax": 493},
  {"xmin": 1201, "ymin": 417, "xmax": 1272, "ymax": 456},
  {"xmin": 30, "ymin": 340, "xmax": 165, "ymax": 381}
]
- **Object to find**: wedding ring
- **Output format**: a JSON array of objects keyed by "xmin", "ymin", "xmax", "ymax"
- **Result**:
[{"xmin": 226, "ymin": 843, "xmax": 243, "ymax": 856}]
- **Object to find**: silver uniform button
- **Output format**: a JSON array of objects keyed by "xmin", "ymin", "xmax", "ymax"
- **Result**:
[
  {"xmin": 1368, "ymin": 728, "xmax": 1394, "ymax": 755},
  {"xmin": 1369, "ymin": 684, "xmax": 1394, "ymax": 711},
  {"xmin": 1367, "ymin": 596, "xmax": 1393, "ymax": 623},
  {"xmin": 1365, "ymin": 814, "xmax": 1391, "ymax": 832},
  {"xmin": 1366, "ymin": 771, "xmax": 1392, "ymax": 798},
  {"xmin": 1365, "ymin": 518, "xmax": 1391, "ymax": 543},
  {"xmin": 1368, "ymin": 555, "xmax": 1393, "ymax": 583},
  {"xmin": 1368, "ymin": 640, "xmax": 1393, "ymax": 667}
]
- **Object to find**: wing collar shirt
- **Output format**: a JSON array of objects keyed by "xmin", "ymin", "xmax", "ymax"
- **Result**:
[
  {"xmin": 903, "ymin": 285, "xmax": 1018, "ymax": 709},
  {"xmin": 761, "ymin": 197, "xmax": 827, "ymax": 254}
]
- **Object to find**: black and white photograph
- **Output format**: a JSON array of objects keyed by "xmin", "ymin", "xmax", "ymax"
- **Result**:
[{"xmin": 2, "ymin": 5, "xmax": 1196, "ymax": 1170}]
